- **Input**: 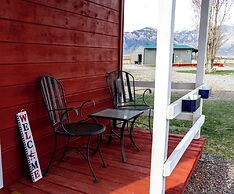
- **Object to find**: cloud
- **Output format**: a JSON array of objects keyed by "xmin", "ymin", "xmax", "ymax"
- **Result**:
[{"xmin": 124, "ymin": 0, "xmax": 234, "ymax": 32}]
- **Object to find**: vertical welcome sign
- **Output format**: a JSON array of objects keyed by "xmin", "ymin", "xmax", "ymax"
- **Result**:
[{"xmin": 16, "ymin": 111, "xmax": 42, "ymax": 182}]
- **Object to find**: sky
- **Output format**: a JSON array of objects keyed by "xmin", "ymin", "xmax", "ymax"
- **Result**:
[{"xmin": 124, "ymin": 0, "xmax": 234, "ymax": 32}]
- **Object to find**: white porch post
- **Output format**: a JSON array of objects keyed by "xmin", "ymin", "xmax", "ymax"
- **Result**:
[
  {"xmin": 150, "ymin": 0, "xmax": 176, "ymax": 193},
  {"xmin": 194, "ymin": 0, "xmax": 210, "ymax": 139},
  {"xmin": 196, "ymin": 0, "xmax": 210, "ymax": 87}
]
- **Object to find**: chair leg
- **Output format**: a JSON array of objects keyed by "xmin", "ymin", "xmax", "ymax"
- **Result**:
[
  {"xmin": 107, "ymin": 119, "xmax": 116, "ymax": 146},
  {"xmin": 44, "ymin": 133, "xmax": 58, "ymax": 177},
  {"xmin": 97, "ymin": 134, "xmax": 107, "ymax": 168},
  {"xmin": 61, "ymin": 136, "xmax": 70, "ymax": 161},
  {"xmin": 86, "ymin": 136, "xmax": 98, "ymax": 183},
  {"xmin": 120, "ymin": 121, "xmax": 127, "ymax": 163},
  {"xmin": 91, "ymin": 134, "xmax": 101, "ymax": 156},
  {"xmin": 129, "ymin": 118, "xmax": 140, "ymax": 151}
]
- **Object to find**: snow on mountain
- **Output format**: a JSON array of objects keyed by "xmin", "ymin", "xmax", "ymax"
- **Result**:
[
  {"xmin": 174, "ymin": 30, "xmax": 198, "ymax": 48},
  {"xmin": 124, "ymin": 26, "xmax": 234, "ymax": 57},
  {"xmin": 124, "ymin": 27, "xmax": 157, "ymax": 54}
]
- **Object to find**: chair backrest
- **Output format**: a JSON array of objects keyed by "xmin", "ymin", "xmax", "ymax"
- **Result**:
[
  {"xmin": 106, "ymin": 71, "xmax": 136, "ymax": 107},
  {"xmin": 40, "ymin": 76, "xmax": 68, "ymax": 126}
]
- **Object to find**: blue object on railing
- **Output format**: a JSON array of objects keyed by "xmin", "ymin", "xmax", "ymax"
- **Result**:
[
  {"xmin": 198, "ymin": 89, "xmax": 210, "ymax": 99},
  {"xmin": 182, "ymin": 95, "xmax": 201, "ymax": 112}
]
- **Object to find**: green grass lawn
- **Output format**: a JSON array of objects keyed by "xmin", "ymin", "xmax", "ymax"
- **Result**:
[
  {"xmin": 176, "ymin": 69, "xmax": 234, "ymax": 75},
  {"xmin": 135, "ymin": 95, "xmax": 234, "ymax": 160},
  {"xmin": 200, "ymin": 100, "xmax": 234, "ymax": 159}
]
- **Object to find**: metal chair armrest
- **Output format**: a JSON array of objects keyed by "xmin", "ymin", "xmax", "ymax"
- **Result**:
[
  {"xmin": 134, "ymin": 88, "xmax": 152, "ymax": 107},
  {"xmin": 80, "ymin": 100, "xmax": 96, "ymax": 120},
  {"xmin": 61, "ymin": 108, "xmax": 79, "ymax": 135},
  {"xmin": 142, "ymin": 88, "xmax": 152, "ymax": 106}
]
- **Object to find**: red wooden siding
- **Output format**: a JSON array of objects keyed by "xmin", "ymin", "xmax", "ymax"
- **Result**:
[{"xmin": 0, "ymin": 0, "xmax": 121, "ymax": 186}]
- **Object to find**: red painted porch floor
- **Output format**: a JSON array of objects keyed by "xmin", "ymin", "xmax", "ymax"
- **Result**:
[{"xmin": 1, "ymin": 130, "xmax": 205, "ymax": 194}]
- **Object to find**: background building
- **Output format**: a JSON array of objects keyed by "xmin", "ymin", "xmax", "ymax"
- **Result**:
[{"xmin": 132, "ymin": 44, "xmax": 198, "ymax": 65}]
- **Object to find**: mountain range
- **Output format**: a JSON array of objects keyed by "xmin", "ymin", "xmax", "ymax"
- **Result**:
[{"xmin": 123, "ymin": 26, "xmax": 234, "ymax": 57}]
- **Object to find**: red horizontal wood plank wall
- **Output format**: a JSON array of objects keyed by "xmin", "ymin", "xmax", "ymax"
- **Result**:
[{"xmin": 0, "ymin": 0, "xmax": 121, "ymax": 186}]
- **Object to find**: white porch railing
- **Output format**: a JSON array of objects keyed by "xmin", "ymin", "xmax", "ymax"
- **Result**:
[
  {"xmin": 167, "ymin": 84, "xmax": 206, "ymax": 120},
  {"xmin": 171, "ymin": 82, "xmax": 195, "ymax": 90},
  {"xmin": 163, "ymin": 84, "xmax": 206, "ymax": 177},
  {"xmin": 163, "ymin": 115, "xmax": 205, "ymax": 176}
]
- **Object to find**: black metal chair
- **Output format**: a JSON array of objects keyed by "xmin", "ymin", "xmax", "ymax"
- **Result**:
[
  {"xmin": 106, "ymin": 70, "xmax": 152, "ymax": 137},
  {"xmin": 40, "ymin": 76, "xmax": 106, "ymax": 183}
]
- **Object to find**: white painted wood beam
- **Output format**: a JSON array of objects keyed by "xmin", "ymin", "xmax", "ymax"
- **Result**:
[
  {"xmin": 171, "ymin": 82, "xmax": 196, "ymax": 90},
  {"xmin": 150, "ymin": 0, "xmax": 176, "ymax": 193},
  {"xmin": 163, "ymin": 115, "xmax": 205, "ymax": 176},
  {"xmin": 196, "ymin": 0, "xmax": 210, "ymax": 87},
  {"xmin": 134, "ymin": 82, "xmax": 195, "ymax": 90},
  {"xmin": 194, "ymin": 0, "xmax": 210, "ymax": 138},
  {"xmin": 175, "ymin": 112, "xmax": 194, "ymax": 121},
  {"xmin": 167, "ymin": 84, "xmax": 205, "ymax": 120}
]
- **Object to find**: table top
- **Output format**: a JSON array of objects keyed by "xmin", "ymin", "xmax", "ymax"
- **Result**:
[{"xmin": 89, "ymin": 108, "xmax": 144, "ymax": 121}]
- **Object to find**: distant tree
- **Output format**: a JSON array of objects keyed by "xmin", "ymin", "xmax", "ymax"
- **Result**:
[{"xmin": 192, "ymin": 0, "xmax": 233, "ymax": 70}]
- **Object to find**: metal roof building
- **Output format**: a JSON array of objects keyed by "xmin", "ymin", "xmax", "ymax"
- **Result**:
[{"xmin": 133, "ymin": 44, "xmax": 198, "ymax": 65}]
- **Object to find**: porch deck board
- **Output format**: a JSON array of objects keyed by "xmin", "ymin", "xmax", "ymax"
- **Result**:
[{"xmin": 1, "ymin": 130, "xmax": 205, "ymax": 194}]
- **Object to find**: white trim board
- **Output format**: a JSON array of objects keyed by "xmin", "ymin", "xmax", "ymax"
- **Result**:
[
  {"xmin": 163, "ymin": 115, "xmax": 205, "ymax": 176},
  {"xmin": 167, "ymin": 84, "xmax": 206, "ymax": 120}
]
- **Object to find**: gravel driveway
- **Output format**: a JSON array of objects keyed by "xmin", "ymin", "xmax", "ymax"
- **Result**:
[
  {"xmin": 124, "ymin": 64, "xmax": 234, "ymax": 100},
  {"xmin": 124, "ymin": 64, "xmax": 234, "ymax": 193},
  {"xmin": 185, "ymin": 154, "xmax": 234, "ymax": 194}
]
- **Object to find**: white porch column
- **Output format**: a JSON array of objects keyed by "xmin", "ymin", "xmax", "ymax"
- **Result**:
[
  {"xmin": 196, "ymin": 0, "xmax": 210, "ymax": 87},
  {"xmin": 150, "ymin": 0, "xmax": 176, "ymax": 193},
  {"xmin": 194, "ymin": 0, "xmax": 210, "ymax": 139}
]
